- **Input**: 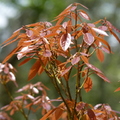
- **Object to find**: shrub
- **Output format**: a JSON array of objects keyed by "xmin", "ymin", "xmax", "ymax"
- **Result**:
[{"xmin": 0, "ymin": 3, "xmax": 120, "ymax": 120}]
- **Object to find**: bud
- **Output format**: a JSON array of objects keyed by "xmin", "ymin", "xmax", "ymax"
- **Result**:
[
  {"xmin": 27, "ymin": 94, "xmax": 34, "ymax": 100},
  {"xmin": 32, "ymin": 87, "xmax": 39, "ymax": 94}
]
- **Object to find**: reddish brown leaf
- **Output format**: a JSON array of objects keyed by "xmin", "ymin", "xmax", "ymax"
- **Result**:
[
  {"xmin": 74, "ymin": 3, "xmax": 88, "ymax": 9},
  {"xmin": 18, "ymin": 58, "xmax": 32, "ymax": 66},
  {"xmin": 10, "ymin": 109, "xmax": 15, "ymax": 116},
  {"xmin": 84, "ymin": 77, "xmax": 92, "ymax": 92},
  {"xmin": 88, "ymin": 23, "xmax": 95, "ymax": 27},
  {"xmin": 71, "ymin": 56, "xmax": 80, "ymax": 65},
  {"xmin": 114, "ymin": 87, "xmax": 120, "ymax": 92},
  {"xmin": 2, "ymin": 47, "xmax": 21, "ymax": 63},
  {"xmin": 38, "ymin": 64, "xmax": 44, "ymax": 75},
  {"xmin": 86, "ymin": 63, "xmax": 102, "ymax": 74},
  {"xmin": 1, "ymin": 37, "xmax": 20, "ymax": 48},
  {"xmin": 82, "ymin": 71, "xmax": 86, "ymax": 77},
  {"xmin": 79, "ymin": 10, "xmax": 91, "ymax": 20},
  {"xmin": 28, "ymin": 60, "xmax": 41, "ymax": 80},
  {"xmin": 54, "ymin": 16, "xmax": 65, "ymax": 25},
  {"xmin": 87, "ymin": 109, "xmax": 96, "ymax": 120},
  {"xmin": 56, "ymin": 4, "xmax": 72, "ymax": 18},
  {"xmin": 106, "ymin": 20, "xmax": 120, "ymax": 33},
  {"xmin": 96, "ymin": 49, "xmax": 104, "ymax": 62},
  {"xmin": 95, "ymin": 36, "xmax": 111, "ymax": 53},
  {"xmin": 60, "ymin": 33, "xmax": 71, "ymax": 51},
  {"xmin": 38, "ymin": 58, "xmax": 47, "ymax": 75},
  {"xmin": 80, "ymin": 52, "xmax": 89, "ymax": 57},
  {"xmin": 25, "ymin": 22, "xmax": 42, "ymax": 27},
  {"xmin": 96, "ymin": 72, "xmax": 110, "ymax": 83},
  {"xmin": 44, "ymin": 32, "xmax": 58, "ymax": 38},
  {"xmin": 61, "ymin": 66, "xmax": 72, "ymax": 76},
  {"xmin": 101, "ymin": 46, "xmax": 111, "ymax": 54},
  {"xmin": 81, "ymin": 55, "xmax": 89, "ymax": 63},
  {"xmin": 83, "ymin": 33, "xmax": 94, "ymax": 45},
  {"xmin": 76, "ymin": 102, "xmax": 87, "ymax": 111},
  {"xmin": 1, "ymin": 27, "xmax": 22, "ymax": 46},
  {"xmin": 81, "ymin": 114, "xmax": 89, "ymax": 119},
  {"xmin": 40, "ymin": 108, "xmax": 57, "ymax": 120},
  {"xmin": 63, "ymin": 71, "xmax": 70, "ymax": 81},
  {"xmin": 43, "ymin": 50, "xmax": 52, "ymax": 57},
  {"xmin": 66, "ymin": 20, "xmax": 72, "ymax": 33},
  {"xmin": 74, "ymin": 30, "xmax": 82, "ymax": 39},
  {"xmin": 98, "ymin": 26, "xmax": 108, "ymax": 31},
  {"xmin": 52, "ymin": 107, "xmax": 64, "ymax": 120},
  {"xmin": 70, "ymin": 6, "xmax": 77, "ymax": 11},
  {"xmin": 26, "ymin": 29, "xmax": 33, "ymax": 38},
  {"xmin": 93, "ymin": 19, "xmax": 102, "ymax": 25},
  {"xmin": 109, "ymin": 30, "xmax": 120, "ymax": 43}
]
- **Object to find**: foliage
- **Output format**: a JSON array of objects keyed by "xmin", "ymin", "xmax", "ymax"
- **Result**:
[{"xmin": 0, "ymin": 2, "xmax": 120, "ymax": 120}]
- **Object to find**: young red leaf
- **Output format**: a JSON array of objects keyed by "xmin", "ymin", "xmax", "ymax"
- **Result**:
[
  {"xmin": 106, "ymin": 20, "xmax": 120, "ymax": 33},
  {"xmin": 63, "ymin": 71, "xmax": 70, "ymax": 81},
  {"xmin": 1, "ymin": 37, "xmax": 20, "ymax": 48},
  {"xmin": 44, "ymin": 32, "xmax": 58, "ymax": 38},
  {"xmin": 52, "ymin": 107, "xmax": 64, "ymax": 120},
  {"xmin": 96, "ymin": 72, "xmax": 110, "ymax": 83},
  {"xmin": 40, "ymin": 108, "xmax": 57, "ymax": 120},
  {"xmin": 93, "ymin": 19, "xmax": 102, "ymax": 25},
  {"xmin": 61, "ymin": 66, "xmax": 72, "ymax": 76},
  {"xmin": 79, "ymin": 10, "xmax": 91, "ymax": 20},
  {"xmin": 92, "ymin": 27, "xmax": 108, "ymax": 36},
  {"xmin": 71, "ymin": 56, "xmax": 80, "ymax": 65},
  {"xmin": 18, "ymin": 58, "xmax": 32, "ymax": 66},
  {"xmin": 26, "ymin": 29, "xmax": 33, "ymax": 38},
  {"xmin": 25, "ymin": 22, "xmax": 42, "ymax": 27},
  {"xmin": 87, "ymin": 109, "xmax": 96, "ymax": 120},
  {"xmin": 28, "ymin": 60, "xmax": 41, "ymax": 80},
  {"xmin": 95, "ymin": 36, "xmax": 111, "ymax": 53},
  {"xmin": 109, "ymin": 30, "xmax": 120, "ymax": 43},
  {"xmin": 43, "ymin": 50, "xmax": 52, "ymax": 57},
  {"xmin": 88, "ymin": 23, "xmax": 95, "ymax": 28},
  {"xmin": 74, "ymin": 3, "xmax": 88, "ymax": 9},
  {"xmin": 1, "ymin": 27, "xmax": 22, "ymax": 47},
  {"xmin": 81, "ymin": 55, "xmax": 89, "ymax": 63},
  {"xmin": 56, "ymin": 4, "xmax": 72, "ymax": 18},
  {"xmin": 71, "ymin": 6, "xmax": 77, "ymax": 11},
  {"xmin": 66, "ymin": 20, "xmax": 72, "ymax": 33},
  {"xmin": 96, "ymin": 49, "xmax": 104, "ymax": 62},
  {"xmin": 84, "ymin": 77, "xmax": 92, "ymax": 92},
  {"xmin": 2, "ymin": 46, "xmax": 21, "ymax": 63},
  {"xmin": 101, "ymin": 46, "xmax": 111, "ymax": 54},
  {"xmin": 60, "ymin": 33, "xmax": 71, "ymax": 51},
  {"xmin": 38, "ymin": 58, "xmax": 47, "ymax": 75},
  {"xmin": 83, "ymin": 33, "xmax": 94, "ymax": 45},
  {"xmin": 86, "ymin": 63, "xmax": 102, "ymax": 74},
  {"xmin": 114, "ymin": 87, "xmax": 120, "ymax": 92},
  {"xmin": 56, "ymin": 16, "xmax": 65, "ymax": 26},
  {"xmin": 98, "ymin": 26, "xmax": 108, "ymax": 31}
]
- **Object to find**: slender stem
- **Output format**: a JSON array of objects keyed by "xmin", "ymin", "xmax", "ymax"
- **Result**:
[
  {"xmin": 3, "ymin": 83, "xmax": 13, "ymax": 101},
  {"xmin": 71, "ymin": 9, "xmax": 82, "ymax": 120},
  {"xmin": 60, "ymin": 78, "xmax": 70, "ymax": 98},
  {"xmin": 66, "ymin": 81, "xmax": 72, "ymax": 100},
  {"xmin": 49, "ymin": 64, "xmax": 72, "ymax": 117}
]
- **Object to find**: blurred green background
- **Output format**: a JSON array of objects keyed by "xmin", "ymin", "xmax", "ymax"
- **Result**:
[{"xmin": 0, "ymin": 0, "xmax": 120, "ymax": 119}]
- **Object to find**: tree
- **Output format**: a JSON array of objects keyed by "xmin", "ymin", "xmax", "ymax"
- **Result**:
[{"xmin": 0, "ymin": 2, "xmax": 120, "ymax": 120}]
